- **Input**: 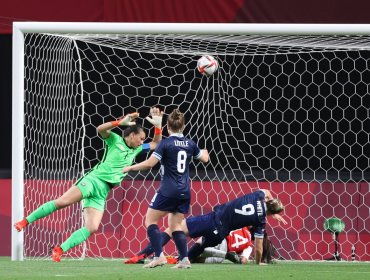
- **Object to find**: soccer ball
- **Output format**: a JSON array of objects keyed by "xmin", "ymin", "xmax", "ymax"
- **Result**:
[{"xmin": 197, "ymin": 55, "xmax": 218, "ymax": 76}]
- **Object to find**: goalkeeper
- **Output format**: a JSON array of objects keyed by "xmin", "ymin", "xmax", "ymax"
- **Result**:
[{"xmin": 14, "ymin": 107, "xmax": 163, "ymax": 262}]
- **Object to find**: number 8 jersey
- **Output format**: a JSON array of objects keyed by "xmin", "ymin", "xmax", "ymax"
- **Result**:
[{"xmin": 152, "ymin": 133, "xmax": 202, "ymax": 199}]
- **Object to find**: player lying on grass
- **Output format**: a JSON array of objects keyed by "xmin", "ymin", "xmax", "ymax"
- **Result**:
[
  {"xmin": 14, "ymin": 107, "xmax": 163, "ymax": 262},
  {"xmin": 125, "ymin": 189, "xmax": 287, "ymax": 265},
  {"xmin": 125, "ymin": 226, "xmax": 253, "ymax": 265},
  {"xmin": 193, "ymin": 227, "xmax": 253, "ymax": 264},
  {"xmin": 194, "ymin": 228, "xmax": 278, "ymax": 264}
]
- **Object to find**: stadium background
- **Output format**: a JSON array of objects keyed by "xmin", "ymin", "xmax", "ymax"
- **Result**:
[{"xmin": 1, "ymin": 0, "xmax": 370, "ymax": 257}]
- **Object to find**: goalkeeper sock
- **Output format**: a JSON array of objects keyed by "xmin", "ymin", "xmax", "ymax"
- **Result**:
[
  {"xmin": 172, "ymin": 231, "xmax": 188, "ymax": 260},
  {"xmin": 147, "ymin": 224, "xmax": 162, "ymax": 257},
  {"xmin": 26, "ymin": 201, "xmax": 57, "ymax": 223},
  {"xmin": 188, "ymin": 243, "xmax": 205, "ymax": 262},
  {"xmin": 139, "ymin": 232, "xmax": 171, "ymax": 256},
  {"xmin": 60, "ymin": 227, "xmax": 90, "ymax": 252}
]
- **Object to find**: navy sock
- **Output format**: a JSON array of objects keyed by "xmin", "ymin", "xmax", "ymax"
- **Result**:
[
  {"xmin": 188, "ymin": 243, "xmax": 205, "ymax": 262},
  {"xmin": 138, "ymin": 243, "xmax": 154, "ymax": 257},
  {"xmin": 147, "ymin": 224, "xmax": 162, "ymax": 257},
  {"xmin": 139, "ymin": 232, "xmax": 171, "ymax": 257},
  {"xmin": 160, "ymin": 232, "xmax": 171, "ymax": 246},
  {"xmin": 172, "ymin": 231, "xmax": 188, "ymax": 260}
]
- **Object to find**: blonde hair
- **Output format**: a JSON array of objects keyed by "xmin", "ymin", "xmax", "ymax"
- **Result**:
[
  {"xmin": 266, "ymin": 199, "xmax": 284, "ymax": 215},
  {"xmin": 167, "ymin": 109, "xmax": 185, "ymax": 133}
]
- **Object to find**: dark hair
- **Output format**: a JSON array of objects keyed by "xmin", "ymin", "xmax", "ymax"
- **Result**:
[
  {"xmin": 266, "ymin": 199, "xmax": 284, "ymax": 215},
  {"xmin": 122, "ymin": 124, "xmax": 144, "ymax": 137},
  {"xmin": 167, "ymin": 109, "xmax": 185, "ymax": 133}
]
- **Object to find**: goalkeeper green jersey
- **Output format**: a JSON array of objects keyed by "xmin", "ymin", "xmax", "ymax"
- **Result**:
[{"xmin": 91, "ymin": 132, "xmax": 150, "ymax": 185}]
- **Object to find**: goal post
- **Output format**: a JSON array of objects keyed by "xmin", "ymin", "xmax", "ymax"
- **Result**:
[{"xmin": 12, "ymin": 22, "xmax": 370, "ymax": 261}]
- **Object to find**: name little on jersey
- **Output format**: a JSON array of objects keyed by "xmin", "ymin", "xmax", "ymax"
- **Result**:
[{"xmin": 174, "ymin": 140, "xmax": 189, "ymax": 147}]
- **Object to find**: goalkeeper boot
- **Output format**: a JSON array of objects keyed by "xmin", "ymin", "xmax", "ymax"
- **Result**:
[
  {"xmin": 225, "ymin": 252, "xmax": 241, "ymax": 264},
  {"xmin": 143, "ymin": 254, "xmax": 167, "ymax": 268},
  {"xmin": 14, "ymin": 218, "xmax": 29, "ymax": 232},
  {"xmin": 124, "ymin": 254, "xmax": 146, "ymax": 264},
  {"xmin": 171, "ymin": 257, "xmax": 191, "ymax": 269},
  {"xmin": 51, "ymin": 246, "xmax": 64, "ymax": 262}
]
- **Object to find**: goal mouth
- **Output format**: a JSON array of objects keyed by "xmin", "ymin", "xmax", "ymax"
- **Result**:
[{"xmin": 12, "ymin": 23, "xmax": 370, "ymax": 261}]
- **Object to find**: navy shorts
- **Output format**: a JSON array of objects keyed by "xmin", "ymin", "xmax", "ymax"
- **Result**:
[
  {"xmin": 186, "ymin": 212, "xmax": 224, "ymax": 248},
  {"xmin": 149, "ymin": 192, "xmax": 190, "ymax": 214}
]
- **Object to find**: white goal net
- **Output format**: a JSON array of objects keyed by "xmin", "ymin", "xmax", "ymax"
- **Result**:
[{"xmin": 15, "ymin": 25, "xmax": 370, "ymax": 261}]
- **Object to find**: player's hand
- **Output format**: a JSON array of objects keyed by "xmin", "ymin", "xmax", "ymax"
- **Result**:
[
  {"xmin": 271, "ymin": 214, "xmax": 288, "ymax": 225},
  {"xmin": 119, "ymin": 112, "xmax": 140, "ymax": 126},
  {"xmin": 122, "ymin": 166, "xmax": 131, "ymax": 173},
  {"xmin": 145, "ymin": 107, "xmax": 163, "ymax": 128}
]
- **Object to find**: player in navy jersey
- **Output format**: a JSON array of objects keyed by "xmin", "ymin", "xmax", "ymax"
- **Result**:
[
  {"xmin": 124, "ymin": 189, "xmax": 286, "ymax": 265},
  {"xmin": 185, "ymin": 189, "xmax": 286, "ymax": 265},
  {"xmin": 123, "ymin": 109, "xmax": 209, "ymax": 269}
]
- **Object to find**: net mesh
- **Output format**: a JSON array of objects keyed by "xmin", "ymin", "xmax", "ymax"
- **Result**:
[{"xmin": 23, "ymin": 32, "xmax": 370, "ymax": 260}]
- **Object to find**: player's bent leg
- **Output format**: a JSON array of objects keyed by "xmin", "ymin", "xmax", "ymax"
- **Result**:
[
  {"xmin": 53, "ymin": 207, "xmax": 102, "ymax": 262},
  {"xmin": 83, "ymin": 207, "xmax": 104, "ymax": 234},
  {"xmin": 17, "ymin": 186, "xmax": 82, "ymax": 232},
  {"xmin": 14, "ymin": 200, "xmax": 58, "ymax": 232},
  {"xmin": 54, "ymin": 185, "xmax": 83, "ymax": 209},
  {"xmin": 169, "ymin": 212, "xmax": 188, "ymax": 262}
]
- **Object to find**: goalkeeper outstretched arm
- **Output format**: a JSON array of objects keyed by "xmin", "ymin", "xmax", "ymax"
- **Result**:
[
  {"xmin": 97, "ymin": 107, "xmax": 163, "ymax": 150},
  {"xmin": 145, "ymin": 107, "xmax": 163, "ymax": 150},
  {"xmin": 97, "ymin": 112, "xmax": 140, "ymax": 139}
]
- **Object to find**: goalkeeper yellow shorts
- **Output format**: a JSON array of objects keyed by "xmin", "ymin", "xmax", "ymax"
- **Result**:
[{"xmin": 75, "ymin": 173, "xmax": 111, "ymax": 212}]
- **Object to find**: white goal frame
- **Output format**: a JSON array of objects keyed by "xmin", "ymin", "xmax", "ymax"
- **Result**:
[{"xmin": 12, "ymin": 22, "xmax": 370, "ymax": 261}]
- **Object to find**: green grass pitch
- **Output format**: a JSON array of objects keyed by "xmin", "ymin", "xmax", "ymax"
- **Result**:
[{"xmin": 0, "ymin": 257, "xmax": 369, "ymax": 280}]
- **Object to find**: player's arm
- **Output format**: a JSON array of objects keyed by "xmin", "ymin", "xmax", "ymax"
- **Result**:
[
  {"xmin": 198, "ymin": 149, "xmax": 209, "ymax": 163},
  {"xmin": 254, "ymin": 237, "xmax": 265, "ymax": 265},
  {"xmin": 262, "ymin": 189, "xmax": 288, "ymax": 225},
  {"xmin": 270, "ymin": 213, "xmax": 288, "ymax": 225},
  {"xmin": 97, "ymin": 112, "xmax": 139, "ymax": 139},
  {"xmin": 260, "ymin": 189, "xmax": 273, "ymax": 201},
  {"xmin": 240, "ymin": 246, "xmax": 253, "ymax": 264},
  {"xmin": 145, "ymin": 107, "xmax": 163, "ymax": 150},
  {"xmin": 123, "ymin": 155, "xmax": 159, "ymax": 173}
]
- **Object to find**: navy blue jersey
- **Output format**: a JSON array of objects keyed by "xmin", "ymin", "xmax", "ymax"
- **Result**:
[
  {"xmin": 152, "ymin": 133, "xmax": 202, "ymax": 199},
  {"xmin": 214, "ymin": 190, "xmax": 267, "ymax": 239}
]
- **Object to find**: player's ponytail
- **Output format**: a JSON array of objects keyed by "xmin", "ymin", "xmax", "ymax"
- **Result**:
[{"xmin": 167, "ymin": 108, "xmax": 185, "ymax": 133}]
